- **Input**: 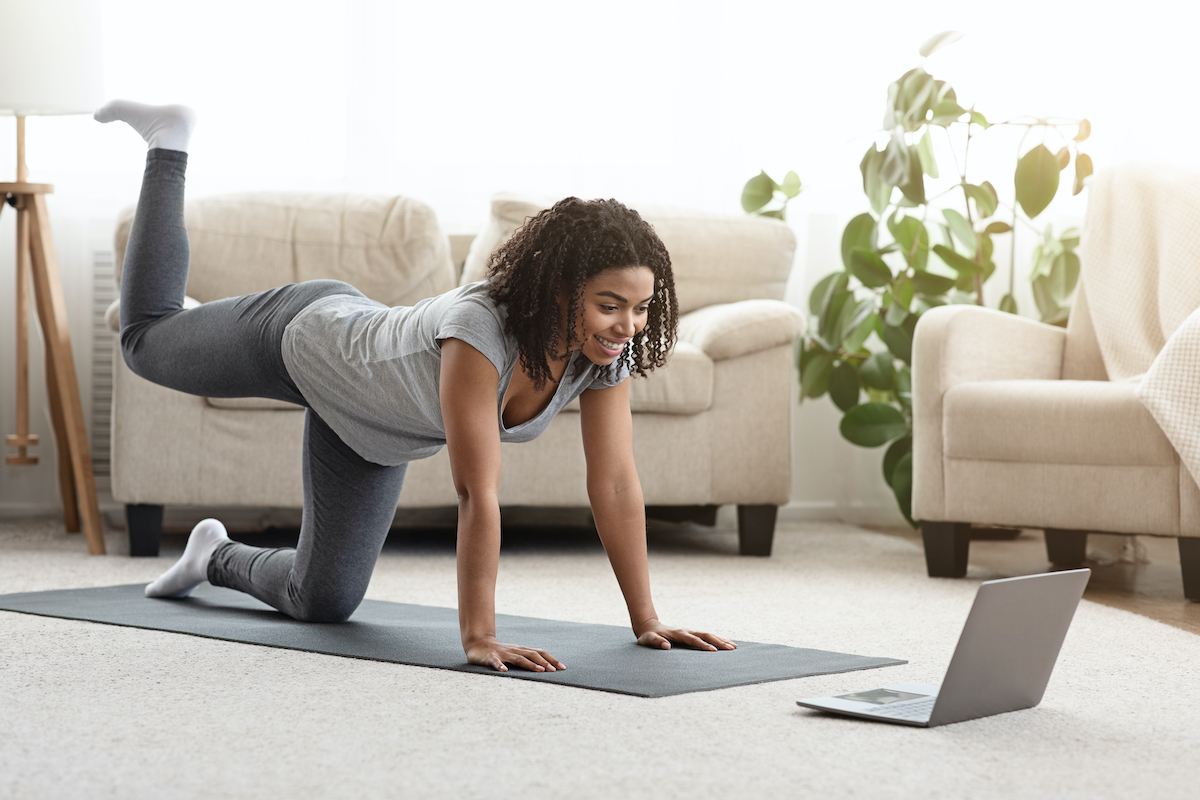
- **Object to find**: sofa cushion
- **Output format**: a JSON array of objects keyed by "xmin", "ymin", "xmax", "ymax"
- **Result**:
[
  {"xmin": 943, "ymin": 379, "xmax": 1177, "ymax": 466},
  {"xmin": 208, "ymin": 341, "xmax": 714, "ymax": 416},
  {"xmin": 678, "ymin": 300, "xmax": 805, "ymax": 361},
  {"xmin": 461, "ymin": 192, "xmax": 796, "ymax": 315},
  {"xmin": 114, "ymin": 192, "xmax": 457, "ymax": 307}
]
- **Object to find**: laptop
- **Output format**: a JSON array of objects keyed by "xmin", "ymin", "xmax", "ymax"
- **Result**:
[{"xmin": 797, "ymin": 569, "xmax": 1090, "ymax": 728}]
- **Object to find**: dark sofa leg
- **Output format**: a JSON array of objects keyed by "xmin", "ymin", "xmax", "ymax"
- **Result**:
[
  {"xmin": 1044, "ymin": 529, "xmax": 1089, "ymax": 567},
  {"xmin": 1180, "ymin": 538, "xmax": 1200, "ymax": 602},
  {"xmin": 126, "ymin": 504, "xmax": 163, "ymax": 557},
  {"xmin": 737, "ymin": 505, "xmax": 777, "ymax": 556},
  {"xmin": 921, "ymin": 521, "xmax": 970, "ymax": 578}
]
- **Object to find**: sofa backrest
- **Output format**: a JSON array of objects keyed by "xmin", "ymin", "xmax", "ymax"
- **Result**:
[
  {"xmin": 460, "ymin": 192, "xmax": 797, "ymax": 315},
  {"xmin": 113, "ymin": 192, "xmax": 456, "ymax": 307}
]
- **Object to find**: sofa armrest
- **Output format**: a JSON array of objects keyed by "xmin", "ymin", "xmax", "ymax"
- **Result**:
[
  {"xmin": 105, "ymin": 296, "xmax": 202, "ymax": 332},
  {"xmin": 677, "ymin": 300, "xmax": 805, "ymax": 361},
  {"xmin": 912, "ymin": 304, "xmax": 1067, "ymax": 522}
]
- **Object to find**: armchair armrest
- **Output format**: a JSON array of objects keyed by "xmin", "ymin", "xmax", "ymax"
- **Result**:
[
  {"xmin": 912, "ymin": 304, "xmax": 1067, "ymax": 522},
  {"xmin": 105, "ymin": 296, "xmax": 202, "ymax": 332},
  {"xmin": 677, "ymin": 300, "xmax": 805, "ymax": 361}
]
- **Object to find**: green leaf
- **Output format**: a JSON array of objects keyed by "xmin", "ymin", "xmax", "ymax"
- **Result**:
[
  {"xmin": 942, "ymin": 208, "xmax": 976, "ymax": 255},
  {"xmin": 838, "ymin": 298, "xmax": 876, "ymax": 351},
  {"xmin": 849, "ymin": 247, "xmax": 893, "ymax": 289},
  {"xmin": 781, "ymin": 170, "xmax": 803, "ymax": 198},
  {"xmin": 887, "ymin": 213, "xmax": 929, "ymax": 269},
  {"xmin": 882, "ymin": 316, "xmax": 917, "ymax": 364},
  {"xmin": 1074, "ymin": 119, "xmax": 1091, "ymax": 142},
  {"xmin": 999, "ymin": 293, "xmax": 1018, "ymax": 314},
  {"xmin": 899, "ymin": 147, "xmax": 926, "ymax": 206},
  {"xmin": 883, "ymin": 434, "xmax": 913, "ymax": 485},
  {"xmin": 932, "ymin": 243, "xmax": 984, "ymax": 275},
  {"xmin": 758, "ymin": 209, "xmax": 785, "ymax": 221},
  {"xmin": 882, "ymin": 133, "xmax": 909, "ymax": 187},
  {"xmin": 912, "ymin": 271, "xmax": 957, "ymax": 294},
  {"xmin": 984, "ymin": 221, "xmax": 1012, "ymax": 234},
  {"xmin": 1049, "ymin": 251, "xmax": 1081, "ymax": 302},
  {"xmin": 829, "ymin": 362, "xmax": 861, "ymax": 412},
  {"xmin": 894, "ymin": 366, "xmax": 912, "ymax": 409},
  {"xmin": 800, "ymin": 352, "xmax": 834, "ymax": 399},
  {"xmin": 1056, "ymin": 146, "xmax": 1071, "ymax": 171},
  {"xmin": 840, "ymin": 402, "xmax": 908, "ymax": 447},
  {"xmin": 819, "ymin": 287, "xmax": 851, "ymax": 343},
  {"xmin": 885, "ymin": 299, "xmax": 909, "ymax": 327},
  {"xmin": 890, "ymin": 450, "xmax": 915, "ymax": 527},
  {"xmin": 860, "ymin": 146, "xmax": 891, "ymax": 216},
  {"xmin": 841, "ymin": 213, "xmax": 878, "ymax": 272},
  {"xmin": 1031, "ymin": 275, "xmax": 1059, "ymax": 322},
  {"xmin": 914, "ymin": 295, "xmax": 947, "ymax": 314},
  {"xmin": 968, "ymin": 109, "xmax": 989, "ymax": 128},
  {"xmin": 860, "ymin": 351, "xmax": 895, "ymax": 391},
  {"xmin": 843, "ymin": 307, "xmax": 878, "ymax": 354},
  {"xmin": 930, "ymin": 100, "xmax": 966, "ymax": 126},
  {"xmin": 808, "ymin": 272, "xmax": 843, "ymax": 317},
  {"xmin": 919, "ymin": 30, "xmax": 964, "ymax": 58},
  {"xmin": 964, "ymin": 182, "xmax": 998, "ymax": 219},
  {"xmin": 741, "ymin": 171, "xmax": 776, "ymax": 213},
  {"xmin": 915, "ymin": 129, "xmax": 939, "ymax": 179},
  {"xmin": 1015, "ymin": 144, "xmax": 1061, "ymax": 219},
  {"xmin": 1074, "ymin": 153, "xmax": 1093, "ymax": 196}
]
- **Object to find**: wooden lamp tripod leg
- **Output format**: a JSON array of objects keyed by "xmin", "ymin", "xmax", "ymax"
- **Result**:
[
  {"xmin": 5, "ymin": 194, "xmax": 39, "ymax": 467},
  {"xmin": 26, "ymin": 194, "xmax": 105, "ymax": 555}
]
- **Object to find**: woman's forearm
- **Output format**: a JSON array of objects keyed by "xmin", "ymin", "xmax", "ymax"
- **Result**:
[
  {"xmin": 456, "ymin": 492, "xmax": 502, "ymax": 648},
  {"xmin": 590, "ymin": 481, "xmax": 658, "ymax": 631}
]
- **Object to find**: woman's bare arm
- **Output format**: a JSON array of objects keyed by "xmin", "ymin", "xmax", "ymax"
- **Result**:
[
  {"xmin": 440, "ymin": 338, "xmax": 564, "ymax": 672},
  {"xmin": 579, "ymin": 380, "xmax": 735, "ymax": 651}
]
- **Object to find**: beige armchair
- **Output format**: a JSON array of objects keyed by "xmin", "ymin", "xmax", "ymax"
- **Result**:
[
  {"xmin": 911, "ymin": 282, "xmax": 1200, "ymax": 599},
  {"xmin": 109, "ymin": 191, "xmax": 804, "ymax": 557}
]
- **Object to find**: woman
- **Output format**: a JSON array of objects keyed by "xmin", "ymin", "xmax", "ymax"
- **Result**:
[{"xmin": 95, "ymin": 100, "xmax": 735, "ymax": 674}]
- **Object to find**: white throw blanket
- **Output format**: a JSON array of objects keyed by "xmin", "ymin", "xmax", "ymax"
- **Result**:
[{"xmin": 1081, "ymin": 165, "xmax": 1200, "ymax": 485}]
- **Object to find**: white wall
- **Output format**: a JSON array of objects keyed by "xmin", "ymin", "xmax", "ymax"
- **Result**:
[{"xmin": 1, "ymin": 0, "xmax": 1195, "ymax": 522}]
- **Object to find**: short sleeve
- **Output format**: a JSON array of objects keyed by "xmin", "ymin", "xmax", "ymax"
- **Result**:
[
  {"xmin": 435, "ymin": 291, "xmax": 510, "ymax": 378},
  {"xmin": 587, "ymin": 356, "xmax": 633, "ymax": 390}
]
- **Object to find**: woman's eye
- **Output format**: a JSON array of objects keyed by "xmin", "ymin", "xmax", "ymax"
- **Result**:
[
  {"xmin": 636, "ymin": 306, "xmax": 649, "ymax": 314},
  {"xmin": 601, "ymin": 305, "xmax": 619, "ymax": 312}
]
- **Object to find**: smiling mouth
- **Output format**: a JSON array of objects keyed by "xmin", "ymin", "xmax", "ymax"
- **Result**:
[{"xmin": 595, "ymin": 335, "xmax": 628, "ymax": 355}]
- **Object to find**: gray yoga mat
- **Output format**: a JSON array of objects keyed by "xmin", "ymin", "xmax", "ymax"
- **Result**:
[{"xmin": 0, "ymin": 584, "xmax": 905, "ymax": 697}]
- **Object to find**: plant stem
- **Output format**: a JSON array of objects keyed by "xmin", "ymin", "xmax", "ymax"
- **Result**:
[{"xmin": 960, "ymin": 121, "xmax": 984, "ymax": 306}]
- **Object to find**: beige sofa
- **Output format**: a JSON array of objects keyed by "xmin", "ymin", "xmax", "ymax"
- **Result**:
[
  {"xmin": 108, "ymin": 191, "xmax": 804, "ymax": 557},
  {"xmin": 911, "ymin": 281, "xmax": 1200, "ymax": 600}
]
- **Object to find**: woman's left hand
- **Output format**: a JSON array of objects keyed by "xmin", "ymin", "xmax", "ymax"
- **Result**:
[{"xmin": 634, "ymin": 619, "xmax": 737, "ymax": 651}]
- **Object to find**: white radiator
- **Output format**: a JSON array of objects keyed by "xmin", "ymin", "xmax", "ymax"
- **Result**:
[{"xmin": 90, "ymin": 249, "xmax": 115, "ymax": 493}]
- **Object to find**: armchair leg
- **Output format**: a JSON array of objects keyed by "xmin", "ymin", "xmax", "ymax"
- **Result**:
[
  {"xmin": 126, "ymin": 504, "xmax": 163, "ymax": 558},
  {"xmin": 921, "ymin": 521, "xmax": 970, "ymax": 578},
  {"xmin": 1180, "ymin": 538, "xmax": 1200, "ymax": 602},
  {"xmin": 1045, "ymin": 529, "xmax": 1089, "ymax": 567},
  {"xmin": 737, "ymin": 505, "xmax": 777, "ymax": 556}
]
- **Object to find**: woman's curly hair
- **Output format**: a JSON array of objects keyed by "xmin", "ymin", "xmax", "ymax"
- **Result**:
[{"xmin": 486, "ymin": 197, "xmax": 678, "ymax": 390}]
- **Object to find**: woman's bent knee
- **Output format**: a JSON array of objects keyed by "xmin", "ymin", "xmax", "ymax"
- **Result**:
[{"xmin": 290, "ymin": 592, "xmax": 362, "ymax": 624}]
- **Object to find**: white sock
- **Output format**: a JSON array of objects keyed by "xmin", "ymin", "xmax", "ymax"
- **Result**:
[
  {"xmin": 144, "ymin": 518, "xmax": 230, "ymax": 598},
  {"xmin": 93, "ymin": 100, "xmax": 197, "ymax": 153}
]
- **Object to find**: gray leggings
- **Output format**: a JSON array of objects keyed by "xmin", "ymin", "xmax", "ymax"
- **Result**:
[{"xmin": 122, "ymin": 149, "xmax": 407, "ymax": 622}]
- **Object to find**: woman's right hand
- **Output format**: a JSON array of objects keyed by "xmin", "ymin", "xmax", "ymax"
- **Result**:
[{"xmin": 465, "ymin": 636, "xmax": 566, "ymax": 673}]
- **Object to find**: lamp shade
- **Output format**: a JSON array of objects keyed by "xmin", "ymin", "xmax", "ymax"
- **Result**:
[{"xmin": 0, "ymin": 0, "xmax": 104, "ymax": 116}]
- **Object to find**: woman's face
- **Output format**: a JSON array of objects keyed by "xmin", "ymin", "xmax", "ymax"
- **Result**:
[{"xmin": 568, "ymin": 266, "xmax": 656, "ymax": 366}]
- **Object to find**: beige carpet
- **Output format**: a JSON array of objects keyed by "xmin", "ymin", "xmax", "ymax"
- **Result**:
[{"xmin": 1, "ymin": 515, "xmax": 1197, "ymax": 799}]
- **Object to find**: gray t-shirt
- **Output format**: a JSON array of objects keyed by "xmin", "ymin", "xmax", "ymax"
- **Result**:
[{"xmin": 280, "ymin": 281, "xmax": 629, "ymax": 466}]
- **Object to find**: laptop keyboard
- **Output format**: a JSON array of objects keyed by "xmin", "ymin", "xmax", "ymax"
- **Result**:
[{"xmin": 868, "ymin": 697, "xmax": 936, "ymax": 720}]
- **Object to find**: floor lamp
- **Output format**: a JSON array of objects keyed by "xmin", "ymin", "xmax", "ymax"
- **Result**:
[{"xmin": 1, "ymin": 0, "xmax": 107, "ymax": 554}]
